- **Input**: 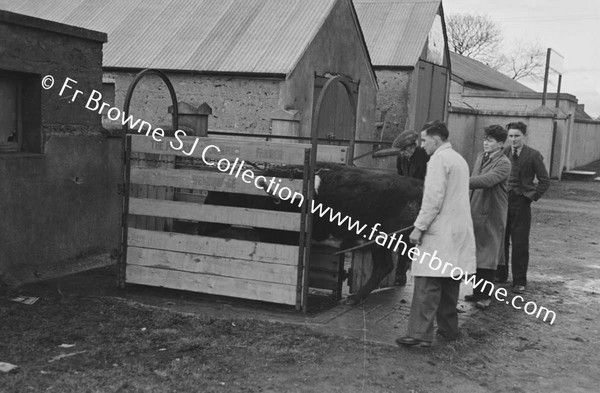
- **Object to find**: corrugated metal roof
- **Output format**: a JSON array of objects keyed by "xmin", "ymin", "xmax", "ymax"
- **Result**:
[
  {"xmin": 353, "ymin": 0, "xmax": 440, "ymax": 67},
  {"xmin": 450, "ymin": 52, "xmax": 535, "ymax": 93},
  {"xmin": 0, "ymin": 0, "xmax": 339, "ymax": 75}
]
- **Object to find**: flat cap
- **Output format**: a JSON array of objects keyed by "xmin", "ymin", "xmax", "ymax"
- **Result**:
[{"xmin": 392, "ymin": 130, "xmax": 418, "ymax": 149}]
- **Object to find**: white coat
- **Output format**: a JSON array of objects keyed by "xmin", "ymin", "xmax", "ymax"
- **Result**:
[{"xmin": 411, "ymin": 142, "xmax": 476, "ymax": 278}]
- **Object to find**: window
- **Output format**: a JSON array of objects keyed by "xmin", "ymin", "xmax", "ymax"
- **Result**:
[
  {"xmin": 0, "ymin": 70, "xmax": 41, "ymax": 154},
  {"xmin": 101, "ymin": 77, "xmax": 118, "ymax": 129}
]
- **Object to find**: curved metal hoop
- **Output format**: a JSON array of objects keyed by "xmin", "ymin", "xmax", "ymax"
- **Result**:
[
  {"xmin": 121, "ymin": 68, "xmax": 179, "ymax": 133},
  {"xmin": 118, "ymin": 69, "xmax": 178, "ymax": 288},
  {"xmin": 310, "ymin": 75, "xmax": 358, "ymax": 166}
]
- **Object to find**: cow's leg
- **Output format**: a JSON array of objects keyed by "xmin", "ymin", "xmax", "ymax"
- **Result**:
[{"xmin": 345, "ymin": 247, "xmax": 394, "ymax": 305}]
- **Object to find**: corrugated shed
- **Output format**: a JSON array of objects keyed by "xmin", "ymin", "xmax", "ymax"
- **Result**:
[
  {"xmin": 353, "ymin": 0, "xmax": 440, "ymax": 67},
  {"xmin": 450, "ymin": 52, "xmax": 535, "ymax": 93},
  {"xmin": 0, "ymin": 0, "xmax": 338, "ymax": 75}
]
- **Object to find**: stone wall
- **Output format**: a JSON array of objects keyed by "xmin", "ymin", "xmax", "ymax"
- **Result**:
[
  {"xmin": 374, "ymin": 69, "xmax": 411, "ymax": 141},
  {"xmin": 103, "ymin": 71, "xmax": 282, "ymax": 135},
  {"xmin": 0, "ymin": 12, "xmax": 119, "ymax": 287}
]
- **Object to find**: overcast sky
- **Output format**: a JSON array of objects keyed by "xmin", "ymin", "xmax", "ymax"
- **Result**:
[{"xmin": 443, "ymin": 0, "xmax": 600, "ymax": 117}]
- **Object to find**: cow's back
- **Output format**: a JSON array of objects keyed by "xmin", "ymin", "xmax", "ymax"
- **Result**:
[{"xmin": 315, "ymin": 165, "xmax": 423, "ymax": 234}]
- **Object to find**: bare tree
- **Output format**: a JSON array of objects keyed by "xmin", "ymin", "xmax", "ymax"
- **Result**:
[
  {"xmin": 447, "ymin": 13, "xmax": 546, "ymax": 81},
  {"xmin": 499, "ymin": 41, "xmax": 546, "ymax": 81},
  {"xmin": 446, "ymin": 13, "xmax": 502, "ymax": 64}
]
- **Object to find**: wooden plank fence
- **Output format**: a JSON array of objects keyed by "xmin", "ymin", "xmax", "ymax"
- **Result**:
[{"xmin": 120, "ymin": 134, "xmax": 348, "ymax": 310}]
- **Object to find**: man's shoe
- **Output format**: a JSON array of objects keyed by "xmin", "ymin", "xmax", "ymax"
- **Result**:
[
  {"xmin": 395, "ymin": 336, "xmax": 432, "ymax": 347},
  {"xmin": 513, "ymin": 285, "xmax": 526, "ymax": 294},
  {"xmin": 464, "ymin": 294, "xmax": 483, "ymax": 302},
  {"xmin": 475, "ymin": 299, "xmax": 491, "ymax": 309}
]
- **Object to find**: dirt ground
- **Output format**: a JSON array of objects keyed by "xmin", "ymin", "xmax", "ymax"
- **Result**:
[{"xmin": 1, "ymin": 178, "xmax": 599, "ymax": 393}]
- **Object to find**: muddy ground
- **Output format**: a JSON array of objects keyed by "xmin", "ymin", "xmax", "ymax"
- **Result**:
[{"xmin": 1, "ymin": 178, "xmax": 599, "ymax": 393}]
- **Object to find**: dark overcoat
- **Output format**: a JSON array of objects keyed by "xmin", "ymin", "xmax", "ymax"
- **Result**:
[
  {"xmin": 470, "ymin": 151, "xmax": 511, "ymax": 270},
  {"xmin": 396, "ymin": 146, "xmax": 429, "ymax": 180}
]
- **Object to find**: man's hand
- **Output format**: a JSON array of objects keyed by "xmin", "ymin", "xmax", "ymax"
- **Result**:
[{"xmin": 409, "ymin": 228, "xmax": 423, "ymax": 245}]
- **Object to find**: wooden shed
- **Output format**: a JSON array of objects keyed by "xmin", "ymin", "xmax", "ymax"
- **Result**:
[
  {"xmin": 5, "ymin": 0, "xmax": 378, "ymax": 147},
  {"xmin": 354, "ymin": 0, "xmax": 451, "ymax": 165}
]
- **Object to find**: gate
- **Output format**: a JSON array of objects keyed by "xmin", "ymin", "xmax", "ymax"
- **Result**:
[{"xmin": 118, "ymin": 71, "xmax": 363, "ymax": 312}]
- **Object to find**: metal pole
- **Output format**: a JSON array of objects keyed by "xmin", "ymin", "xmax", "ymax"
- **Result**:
[
  {"xmin": 541, "ymin": 48, "xmax": 551, "ymax": 107},
  {"xmin": 550, "ymin": 120, "xmax": 557, "ymax": 178},
  {"xmin": 295, "ymin": 148, "xmax": 311, "ymax": 311},
  {"xmin": 118, "ymin": 135, "xmax": 131, "ymax": 288},
  {"xmin": 555, "ymin": 74, "xmax": 562, "ymax": 108}
]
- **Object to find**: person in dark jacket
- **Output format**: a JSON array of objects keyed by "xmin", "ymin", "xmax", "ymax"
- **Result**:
[
  {"xmin": 393, "ymin": 130, "xmax": 429, "ymax": 285},
  {"xmin": 498, "ymin": 121, "xmax": 550, "ymax": 294},
  {"xmin": 395, "ymin": 130, "xmax": 429, "ymax": 180}
]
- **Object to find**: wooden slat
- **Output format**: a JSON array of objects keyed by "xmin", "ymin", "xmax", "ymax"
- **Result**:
[
  {"xmin": 128, "ymin": 247, "xmax": 297, "ymax": 285},
  {"xmin": 137, "ymin": 183, "xmax": 148, "ymax": 228},
  {"xmin": 153, "ymin": 184, "xmax": 165, "ymax": 231},
  {"xmin": 126, "ymin": 265, "xmax": 296, "ymax": 305},
  {"xmin": 129, "ymin": 151, "xmax": 176, "ymax": 231},
  {"xmin": 145, "ymin": 184, "xmax": 157, "ymax": 229},
  {"xmin": 130, "ymin": 167, "xmax": 304, "ymax": 196},
  {"xmin": 128, "ymin": 229, "xmax": 298, "ymax": 266},
  {"xmin": 130, "ymin": 135, "xmax": 348, "ymax": 164},
  {"xmin": 129, "ymin": 198, "xmax": 301, "ymax": 231}
]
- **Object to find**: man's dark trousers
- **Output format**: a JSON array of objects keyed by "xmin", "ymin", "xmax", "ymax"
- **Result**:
[
  {"xmin": 407, "ymin": 276, "xmax": 460, "ymax": 341},
  {"xmin": 502, "ymin": 192, "xmax": 531, "ymax": 286}
]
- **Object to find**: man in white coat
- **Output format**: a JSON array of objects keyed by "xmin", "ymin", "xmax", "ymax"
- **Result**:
[{"xmin": 397, "ymin": 120, "xmax": 476, "ymax": 347}]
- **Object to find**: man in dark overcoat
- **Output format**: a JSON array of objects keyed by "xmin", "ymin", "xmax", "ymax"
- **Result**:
[{"xmin": 466, "ymin": 125, "xmax": 511, "ymax": 309}]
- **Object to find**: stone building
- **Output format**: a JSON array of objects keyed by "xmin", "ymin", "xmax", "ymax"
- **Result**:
[{"xmin": 0, "ymin": 10, "xmax": 120, "ymax": 287}]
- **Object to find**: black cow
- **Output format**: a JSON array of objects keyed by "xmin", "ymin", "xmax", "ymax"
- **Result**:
[{"xmin": 259, "ymin": 163, "xmax": 424, "ymax": 304}]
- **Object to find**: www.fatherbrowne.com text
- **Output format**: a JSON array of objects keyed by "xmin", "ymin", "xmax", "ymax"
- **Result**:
[{"xmin": 46, "ymin": 75, "xmax": 557, "ymax": 325}]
